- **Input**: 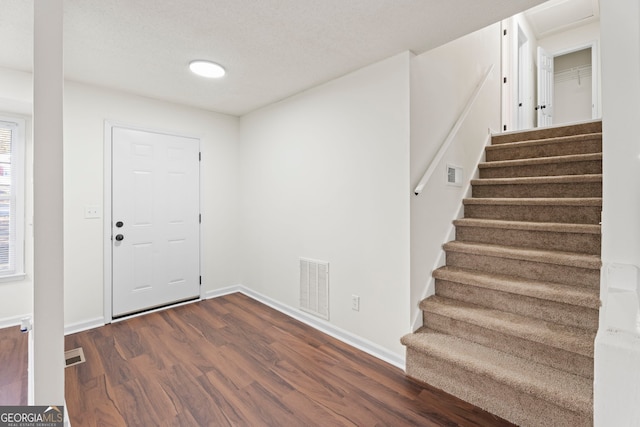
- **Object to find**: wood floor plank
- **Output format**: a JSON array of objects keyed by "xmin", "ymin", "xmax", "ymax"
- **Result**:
[
  {"xmin": 111, "ymin": 379, "xmax": 162, "ymax": 426},
  {"xmin": 0, "ymin": 326, "xmax": 28, "ymax": 405},
  {"xmin": 66, "ymin": 330, "xmax": 107, "ymax": 385},
  {"xmin": 160, "ymin": 364, "xmax": 233, "ymax": 426},
  {"xmin": 60, "ymin": 293, "xmax": 517, "ymax": 426},
  {"xmin": 280, "ymin": 386, "xmax": 358, "ymax": 427}
]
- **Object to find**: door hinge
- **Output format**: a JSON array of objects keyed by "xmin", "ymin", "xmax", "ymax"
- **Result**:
[
  {"xmin": 199, "ymin": 152, "xmax": 201, "ymax": 161},
  {"xmin": 504, "ymin": 125, "xmax": 507, "ymax": 131},
  {"xmin": 503, "ymin": 77, "xmax": 507, "ymax": 84},
  {"xmin": 199, "ymin": 213, "xmax": 201, "ymax": 223},
  {"xmin": 199, "ymin": 276, "xmax": 202, "ymax": 285},
  {"xmin": 503, "ymin": 29, "xmax": 507, "ymax": 36}
]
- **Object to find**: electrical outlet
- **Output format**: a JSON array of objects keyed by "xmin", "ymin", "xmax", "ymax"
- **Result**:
[{"xmin": 351, "ymin": 295, "xmax": 360, "ymax": 311}]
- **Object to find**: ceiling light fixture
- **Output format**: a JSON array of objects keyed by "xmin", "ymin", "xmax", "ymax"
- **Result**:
[{"xmin": 189, "ymin": 60, "xmax": 226, "ymax": 78}]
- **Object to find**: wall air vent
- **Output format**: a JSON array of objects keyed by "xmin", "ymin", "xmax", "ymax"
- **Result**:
[
  {"xmin": 300, "ymin": 258, "xmax": 329, "ymax": 320},
  {"xmin": 446, "ymin": 164, "xmax": 463, "ymax": 187}
]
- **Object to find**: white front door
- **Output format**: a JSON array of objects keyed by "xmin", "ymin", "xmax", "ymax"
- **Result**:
[
  {"xmin": 537, "ymin": 46, "xmax": 554, "ymax": 127},
  {"xmin": 111, "ymin": 126, "xmax": 200, "ymax": 317}
]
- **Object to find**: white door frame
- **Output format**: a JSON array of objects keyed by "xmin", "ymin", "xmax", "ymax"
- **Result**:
[
  {"xmin": 103, "ymin": 121, "xmax": 202, "ymax": 323},
  {"xmin": 501, "ymin": 19, "xmax": 513, "ymax": 133},
  {"xmin": 501, "ymin": 18, "xmax": 535, "ymax": 132},
  {"xmin": 516, "ymin": 24, "xmax": 531, "ymax": 130}
]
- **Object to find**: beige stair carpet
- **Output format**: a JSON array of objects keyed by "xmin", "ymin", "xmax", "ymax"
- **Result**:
[{"xmin": 402, "ymin": 120, "xmax": 602, "ymax": 427}]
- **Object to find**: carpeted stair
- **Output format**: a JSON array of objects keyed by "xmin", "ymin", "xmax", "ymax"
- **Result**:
[{"xmin": 402, "ymin": 120, "xmax": 602, "ymax": 426}]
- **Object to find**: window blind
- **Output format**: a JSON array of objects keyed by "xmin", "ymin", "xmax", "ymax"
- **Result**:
[{"xmin": 0, "ymin": 121, "xmax": 19, "ymax": 275}]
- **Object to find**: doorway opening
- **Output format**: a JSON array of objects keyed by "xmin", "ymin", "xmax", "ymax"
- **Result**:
[
  {"xmin": 501, "ymin": 0, "xmax": 601, "ymax": 132},
  {"xmin": 553, "ymin": 47, "xmax": 593, "ymax": 124}
]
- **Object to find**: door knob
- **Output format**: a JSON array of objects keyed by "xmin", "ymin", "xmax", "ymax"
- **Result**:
[
  {"xmin": 115, "ymin": 221, "xmax": 124, "ymax": 228},
  {"xmin": 115, "ymin": 234, "xmax": 124, "ymax": 241}
]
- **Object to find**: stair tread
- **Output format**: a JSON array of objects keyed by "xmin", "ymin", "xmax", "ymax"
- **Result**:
[
  {"xmin": 491, "ymin": 121, "xmax": 601, "ymax": 144},
  {"xmin": 463, "ymin": 197, "xmax": 602, "ymax": 206},
  {"xmin": 434, "ymin": 266, "xmax": 600, "ymax": 309},
  {"xmin": 486, "ymin": 132, "xmax": 602, "ymax": 152},
  {"xmin": 420, "ymin": 296, "xmax": 595, "ymax": 357},
  {"xmin": 443, "ymin": 241, "xmax": 601, "ymax": 269},
  {"xmin": 479, "ymin": 152, "xmax": 602, "ymax": 169},
  {"xmin": 471, "ymin": 174, "xmax": 602, "ymax": 186},
  {"xmin": 401, "ymin": 330, "xmax": 593, "ymax": 414},
  {"xmin": 453, "ymin": 218, "xmax": 600, "ymax": 234}
]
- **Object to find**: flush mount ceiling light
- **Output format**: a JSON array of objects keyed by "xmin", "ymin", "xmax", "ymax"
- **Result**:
[{"xmin": 189, "ymin": 60, "xmax": 226, "ymax": 78}]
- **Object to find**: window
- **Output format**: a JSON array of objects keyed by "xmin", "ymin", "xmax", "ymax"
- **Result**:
[{"xmin": 0, "ymin": 116, "xmax": 25, "ymax": 279}]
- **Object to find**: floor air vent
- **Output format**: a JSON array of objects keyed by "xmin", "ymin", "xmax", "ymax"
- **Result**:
[
  {"xmin": 300, "ymin": 258, "xmax": 329, "ymax": 320},
  {"xmin": 65, "ymin": 347, "xmax": 86, "ymax": 368}
]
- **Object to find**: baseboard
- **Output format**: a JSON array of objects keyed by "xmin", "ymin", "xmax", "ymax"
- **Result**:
[
  {"xmin": 0, "ymin": 314, "xmax": 31, "ymax": 329},
  {"xmin": 64, "ymin": 317, "xmax": 105, "ymax": 336},
  {"xmin": 203, "ymin": 284, "xmax": 243, "ymax": 300},
  {"xmin": 217, "ymin": 286, "xmax": 406, "ymax": 370},
  {"xmin": 62, "ymin": 286, "xmax": 243, "ymax": 333}
]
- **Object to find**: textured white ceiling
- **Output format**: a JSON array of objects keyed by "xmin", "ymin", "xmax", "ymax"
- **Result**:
[{"xmin": 0, "ymin": 0, "xmax": 547, "ymax": 116}]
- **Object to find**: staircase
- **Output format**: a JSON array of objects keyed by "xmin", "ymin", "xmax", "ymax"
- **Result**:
[{"xmin": 402, "ymin": 121, "xmax": 602, "ymax": 426}]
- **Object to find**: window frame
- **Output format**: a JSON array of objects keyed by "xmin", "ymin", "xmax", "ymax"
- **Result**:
[{"xmin": 0, "ymin": 115, "xmax": 25, "ymax": 281}]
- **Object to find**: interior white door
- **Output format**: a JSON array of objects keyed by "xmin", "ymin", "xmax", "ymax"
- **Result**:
[
  {"xmin": 537, "ymin": 46, "xmax": 554, "ymax": 127},
  {"xmin": 112, "ymin": 127, "xmax": 200, "ymax": 317}
]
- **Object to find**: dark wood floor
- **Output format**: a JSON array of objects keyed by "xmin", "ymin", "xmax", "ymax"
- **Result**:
[
  {"xmin": 0, "ymin": 325, "xmax": 28, "ymax": 405},
  {"xmin": 1, "ymin": 293, "xmax": 516, "ymax": 426}
]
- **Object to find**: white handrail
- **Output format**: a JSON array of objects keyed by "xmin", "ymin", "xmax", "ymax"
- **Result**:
[{"xmin": 414, "ymin": 64, "xmax": 494, "ymax": 195}]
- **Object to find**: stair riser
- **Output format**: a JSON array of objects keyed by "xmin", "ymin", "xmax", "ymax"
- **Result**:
[
  {"xmin": 472, "ymin": 181, "xmax": 601, "ymax": 198},
  {"xmin": 445, "ymin": 251, "xmax": 599, "ymax": 288},
  {"xmin": 435, "ymin": 280, "xmax": 599, "ymax": 331},
  {"xmin": 406, "ymin": 348, "xmax": 592, "ymax": 427},
  {"xmin": 455, "ymin": 226, "xmax": 601, "ymax": 255},
  {"xmin": 486, "ymin": 139, "xmax": 601, "ymax": 161},
  {"xmin": 492, "ymin": 123, "xmax": 602, "ymax": 145},
  {"xmin": 422, "ymin": 312, "xmax": 593, "ymax": 379},
  {"xmin": 463, "ymin": 204, "xmax": 601, "ymax": 224},
  {"xmin": 479, "ymin": 160, "xmax": 602, "ymax": 179}
]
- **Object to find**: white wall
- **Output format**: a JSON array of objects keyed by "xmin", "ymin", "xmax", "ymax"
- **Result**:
[
  {"xmin": 595, "ymin": 1, "xmax": 640, "ymax": 425},
  {"xmin": 0, "ymin": 68, "xmax": 33, "ymax": 326},
  {"xmin": 537, "ymin": 21, "xmax": 600, "ymax": 55},
  {"xmin": 63, "ymin": 82, "xmax": 241, "ymax": 328},
  {"xmin": 239, "ymin": 52, "xmax": 411, "ymax": 358},
  {"xmin": 0, "ymin": 67, "xmax": 242, "ymax": 330},
  {"xmin": 410, "ymin": 24, "xmax": 502, "ymax": 327}
]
